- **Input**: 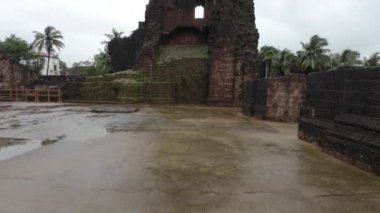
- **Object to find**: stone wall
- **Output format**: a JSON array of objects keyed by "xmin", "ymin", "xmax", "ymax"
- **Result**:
[
  {"xmin": 63, "ymin": 57, "xmax": 208, "ymax": 105},
  {"xmin": 0, "ymin": 52, "xmax": 37, "ymax": 88},
  {"xmin": 242, "ymin": 75, "xmax": 307, "ymax": 122},
  {"xmin": 108, "ymin": 0, "xmax": 260, "ymax": 106},
  {"xmin": 298, "ymin": 68, "xmax": 380, "ymax": 175},
  {"xmin": 208, "ymin": 0, "xmax": 260, "ymax": 106},
  {"xmin": 108, "ymin": 24, "xmax": 147, "ymax": 72}
]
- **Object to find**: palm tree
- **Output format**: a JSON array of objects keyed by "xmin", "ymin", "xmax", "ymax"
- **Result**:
[
  {"xmin": 259, "ymin": 46, "xmax": 279, "ymax": 77},
  {"xmin": 102, "ymin": 28, "xmax": 124, "ymax": 46},
  {"xmin": 297, "ymin": 35, "xmax": 330, "ymax": 74},
  {"xmin": 32, "ymin": 26, "xmax": 64, "ymax": 76},
  {"xmin": 259, "ymin": 46, "xmax": 300, "ymax": 77},
  {"xmin": 330, "ymin": 49, "xmax": 361, "ymax": 68},
  {"xmin": 275, "ymin": 49, "xmax": 297, "ymax": 76},
  {"xmin": 329, "ymin": 53, "xmax": 341, "ymax": 68},
  {"xmin": 260, "ymin": 45, "xmax": 280, "ymax": 61},
  {"xmin": 94, "ymin": 50, "xmax": 112, "ymax": 75},
  {"xmin": 340, "ymin": 49, "xmax": 361, "ymax": 67},
  {"xmin": 364, "ymin": 52, "xmax": 380, "ymax": 67}
]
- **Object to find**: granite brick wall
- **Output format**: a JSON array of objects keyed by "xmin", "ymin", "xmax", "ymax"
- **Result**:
[
  {"xmin": 0, "ymin": 53, "xmax": 37, "ymax": 89},
  {"xmin": 242, "ymin": 75, "xmax": 307, "ymax": 122},
  {"xmin": 298, "ymin": 68, "xmax": 380, "ymax": 175}
]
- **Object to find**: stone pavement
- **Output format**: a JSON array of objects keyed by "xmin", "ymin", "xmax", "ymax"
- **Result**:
[{"xmin": 0, "ymin": 103, "xmax": 379, "ymax": 212}]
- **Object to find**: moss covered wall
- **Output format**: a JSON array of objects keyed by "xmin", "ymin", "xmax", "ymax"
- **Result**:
[{"xmin": 107, "ymin": 0, "xmax": 259, "ymax": 106}]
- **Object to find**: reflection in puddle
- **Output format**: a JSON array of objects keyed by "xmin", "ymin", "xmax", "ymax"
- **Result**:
[{"xmin": 0, "ymin": 140, "xmax": 42, "ymax": 162}]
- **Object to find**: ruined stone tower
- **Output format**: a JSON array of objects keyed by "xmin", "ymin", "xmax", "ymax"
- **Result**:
[{"xmin": 109, "ymin": 0, "xmax": 259, "ymax": 106}]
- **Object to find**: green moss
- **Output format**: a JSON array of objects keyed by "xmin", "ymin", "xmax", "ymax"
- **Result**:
[
  {"xmin": 157, "ymin": 45, "xmax": 209, "ymax": 63},
  {"xmin": 63, "ymin": 56, "xmax": 209, "ymax": 104}
]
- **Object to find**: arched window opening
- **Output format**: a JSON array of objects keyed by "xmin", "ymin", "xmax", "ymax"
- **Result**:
[{"xmin": 195, "ymin": 5, "xmax": 205, "ymax": 19}]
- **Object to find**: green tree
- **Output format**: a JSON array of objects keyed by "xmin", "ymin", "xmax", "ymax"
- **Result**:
[
  {"xmin": 339, "ymin": 49, "xmax": 361, "ymax": 67},
  {"xmin": 102, "ymin": 28, "xmax": 124, "ymax": 53},
  {"xmin": 24, "ymin": 57, "xmax": 46, "ymax": 73},
  {"xmin": 260, "ymin": 46, "xmax": 280, "ymax": 77},
  {"xmin": 101, "ymin": 28, "xmax": 123, "ymax": 73},
  {"xmin": 330, "ymin": 49, "xmax": 361, "ymax": 68},
  {"xmin": 94, "ymin": 51, "xmax": 112, "ymax": 75},
  {"xmin": 260, "ymin": 45, "xmax": 280, "ymax": 61},
  {"xmin": 0, "ymin": 34, "xmax": 30, "ymax": 62},
  {"xmin": 297, "ymin": 35, "xmax": 330, "ymax": 74},
  {"xmin": 59, "ymin": 60, "xmax": 67, "ymax": 70},
  {"xmin": 103, "ymin": 28, "xmax": 124, "ymax": 44},
  {"xmin": 364, "ymin": 52, "xmax": 380, "ymax": 67},
  {"xmin": 330, "ymin": 53, "xmax": 341, "ymax": 68},
  {"xmin": 259, "ymin": 46, "xmax": 300, "ymax": 77},
  {"xmin": 32, "ymin": 26, "xmax": 65, "ymax": 76},
  {"xmin": 275, "ymin": 49, "xmax": 297, "ymax": 76},
  {"xmin": 68, "ymin": 61, "xmax": 96, "ymax": 76}
]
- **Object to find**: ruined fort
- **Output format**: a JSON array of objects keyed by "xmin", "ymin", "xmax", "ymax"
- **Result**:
[{"xmin": 108, "ymin": 0, "xmax": 260, "ymax": 106}]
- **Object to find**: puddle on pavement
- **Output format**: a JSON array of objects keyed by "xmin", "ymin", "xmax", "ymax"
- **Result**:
[{"xmin": 0, "ymin": 138, "xmax": 42, "ymax": 162}]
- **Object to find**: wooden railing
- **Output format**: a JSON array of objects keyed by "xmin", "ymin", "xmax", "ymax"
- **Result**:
[{"xmin": 0, "ymin": 88, "xmax": 62, "ymax": 102}]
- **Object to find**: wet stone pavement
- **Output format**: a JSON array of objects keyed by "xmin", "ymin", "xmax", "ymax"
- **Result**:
[{"xmin": 0, "ymin": 102, "xmax": 379, "ymax": 213}]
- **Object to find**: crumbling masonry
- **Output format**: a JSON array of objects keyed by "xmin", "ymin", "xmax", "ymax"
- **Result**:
[{"xmin": 108, "ymin": 0, "xmax": 259, "ymax": 106}]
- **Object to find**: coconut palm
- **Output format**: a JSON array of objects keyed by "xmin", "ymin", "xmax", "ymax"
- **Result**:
[
  {"xmin": 297, "ymin": 35, "xmax": 330, "ymax": 74},
  {"xmin": 275, "ymin": 49, "xmax": 297, "ymax": 76},
  {"xmin": 259, "ymin": 46, "xmax": 300, "ymax": 76},
  {"xmin": 364, "ymin": 52, "xmax": 380, "ymax": 67},
  {"xmin": 102, "ymin": 28, "xmax": 124, "ymax": 46},
  {"xmin": 102, "ymin": 28, "xmax": 124, "ymax": 56},
  {"xmin": 260, "ymin": 45, "xmax": 280, "ymax": 61},
  {"xmin": 259, "ymin": 46, "xmax": 279, "ymax": 77},
  {"xmin": 330, "ymin": 49, "xmax": 361, "ymax": 68},
  {"xmin": 32, "ymin": 26, "xmax": 64, "ymax": 76},
  {"xmin": 329, "ymin": 53, "xmax": 341, "ymax": 68},
  {"xmin": 339, "ymin": 49, "xmax": 361, "ymax": 67}
]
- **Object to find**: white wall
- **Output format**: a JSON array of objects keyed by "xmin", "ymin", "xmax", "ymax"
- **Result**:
[{"xmin": 40, "ymin": 57, "xmax": 62, "ymax": 76}]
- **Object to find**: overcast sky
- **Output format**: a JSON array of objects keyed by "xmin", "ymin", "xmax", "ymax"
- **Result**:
[{"xmin": 0, "ymin": 0, "xmax": 379, "ymax": 66}]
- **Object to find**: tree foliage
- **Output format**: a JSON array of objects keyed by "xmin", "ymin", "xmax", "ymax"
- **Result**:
[
  {"xmin": 364, "ymin": 52, "xmax": 380, "ymax": 67},
  {"xmin": 260, "ymin": 34, "xmax": 380, "ymax": 76},
  {"xmin": 94, "ymin": 51, "xmax": 112, "ymax": 74},
  {"xmin": 259, "ymin": 46, "xmax": 300, "ymax": 77},
  {"xmin": 330, "ymin": 49, "xmax": 362, "ymax": 68},
  {"xmin": 68, "ymin": 50, "xmax": 112, "ymax": 76},
  {"xmin": 297, "ymin": 35, "xmax": 330, "ymax": 73},
  {"xmin": 104, "ymin": 28, "xmax": 124, "ymax": 42},
  {"xmin": 0, "ymin": 34, "xmax": 30, "ymax": 62}
]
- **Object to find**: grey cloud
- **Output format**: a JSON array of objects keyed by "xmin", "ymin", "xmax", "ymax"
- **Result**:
[
  {"xmin": 0, "ymin": 0, "xmax": 378, "ymax": 66},
  {"xmin": 256, "ymin": 0, "xmax": 380, "ymax": 57}
]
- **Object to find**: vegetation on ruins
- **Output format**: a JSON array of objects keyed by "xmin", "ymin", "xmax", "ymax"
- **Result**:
[
  {"xmin": 68, "ymin": 28, "xmax": 120, "ymax": 76},
  {"xmin": 67, "ymin": 61, "xmax": 96, "ymax": 76},
  {"xmin": 32, "ymin": 26, "xmax": 65, "ymax": 76},
  {"xmin": 68, "ymin": 54, "xmax": 111, "ymax": 77}
]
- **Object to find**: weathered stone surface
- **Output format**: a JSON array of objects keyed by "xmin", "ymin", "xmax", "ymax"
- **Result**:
[
  {"xmin": 299, "ymin": 68, "xmax": 380, "ymax": 175},
  {"xmin": 0, "ymin": 52, "xmax": 37, "ymax": 89},
  {"xmin": 242, "ymin": 74, "xmax": 307, "ymax": 122},
  {"xmin": 108, "ymin": 0, "xmax": 260, "ymax": 106}
]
